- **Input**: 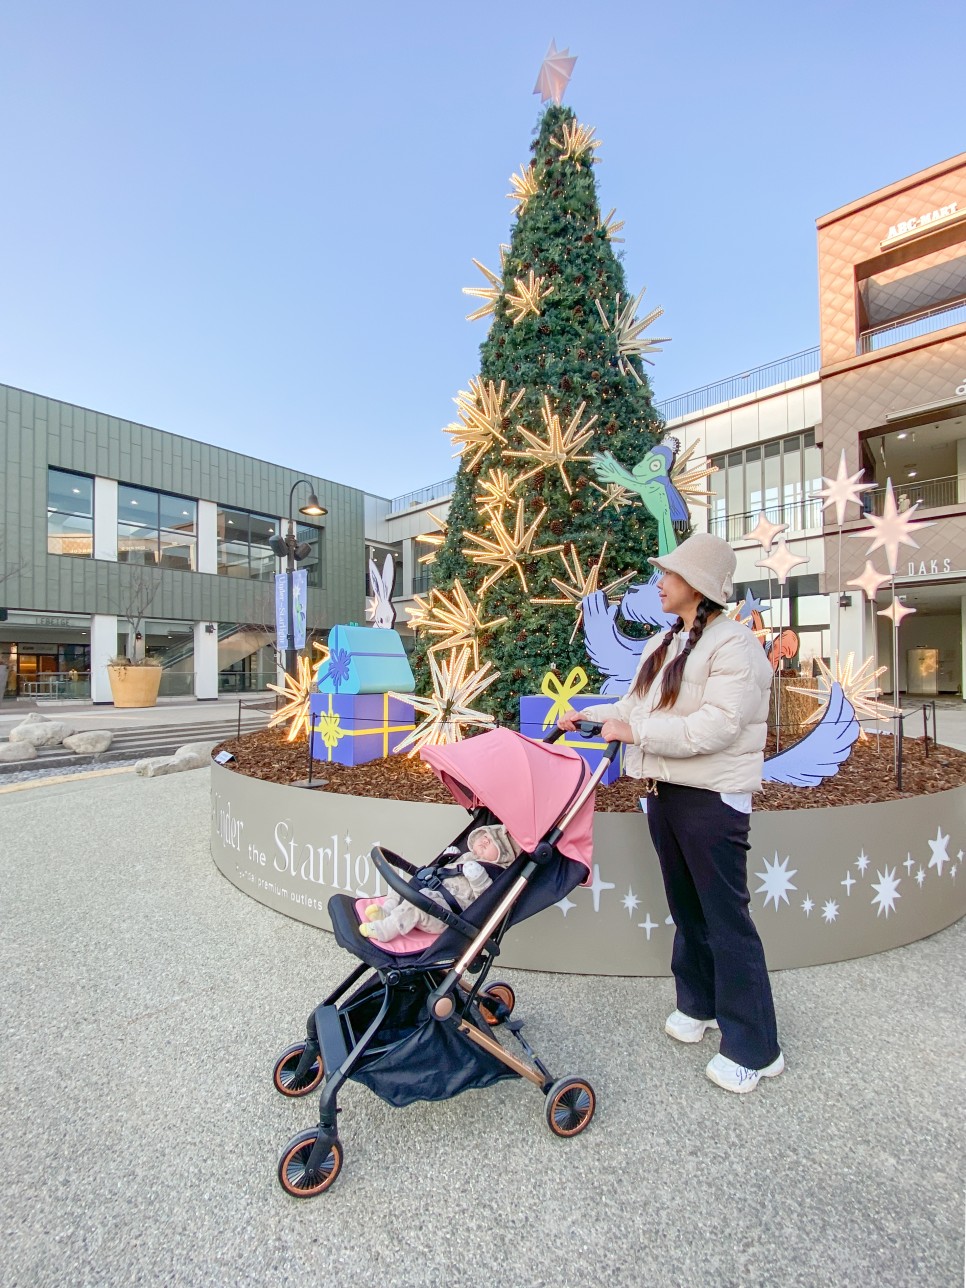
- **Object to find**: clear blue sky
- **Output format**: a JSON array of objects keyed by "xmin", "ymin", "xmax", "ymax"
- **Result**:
[{"xmin": 2, "ymin": 1, "xmax": 963, "ymax": 498}]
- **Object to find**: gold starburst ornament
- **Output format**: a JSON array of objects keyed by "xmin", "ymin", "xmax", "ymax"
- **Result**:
[
  {"xmin": 409, "ymin": 579, "xmax": 508, "ymax": 667},
  {"xmin": 595, "ymin": 288, "xmax": 670, "ymax": 383},
  {"xmin": 507, "ymin": 163, "xmax": 539, "ymax": 215},
  {"xmin": 787, "ymin": 652, "xmax": 902, "ymax": 732},
  {"xmin": 444, "ymin": 378, "xmax": 526, "ymax": 470},
  {"xmin": 415, "ymin": 512, "xmax": 449, "ymax": 566},
  {"xmin": 550, "ymin": 119, "xmax": 602, "ymax": 163},
  {"xmin": 267, "ymin": 655, "xmax": 315, "ymax": 743},
  {"xmin": 477, "ymin": 467, "xmax": 520, "ymax": 516},
  {"xmin": 599, "ymin": 208, "xmax": 625, "ymax": 242},
  {"xmin": 534, "ymin": 542, "xmax": 636, "ymax": 641},
  {"xmin": 505, "ymin": 395, "xmax": 597, "ymax": 494},
  {"xmin": 390, "ymin": 647, "xmax": 499, "ymax": 757},
  {"xmin": 671, "ymin": 439, "xmax": 718, "ymax": 510},
  {"xmin": 505, "ymin": 270, "xmax": 553, "ymax": 325},
  {"xmin": 462, "ymin": 497, "xmax": 563, "ymax": 594},
  {"xmin": 462, "ymin": 248, "xmax": 508, "ymax": 322}
]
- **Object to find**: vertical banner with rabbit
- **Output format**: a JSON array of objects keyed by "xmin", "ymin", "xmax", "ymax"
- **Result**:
[{"xmin": 275, "ymin": 569, "xmax": 308, "ymax": 652}]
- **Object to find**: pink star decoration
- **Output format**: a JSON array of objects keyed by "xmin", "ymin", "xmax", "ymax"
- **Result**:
[
  {"xmin": 846, "ymin": 561, "xmax": 892, "ymax": 602},
  {"xmin": 533, "ymin": 40, "xmax": 577, "ymax": 104},
  {"xmin": 742, "ymin": 511, "xmax": 788, "ymax": 553},
  {"xmin": 864, "ymin": 479, "xmax": 934, "ymax": 574},
  {"xmin": 816, "ymin": 450, "xmax": 874, "ymax": 526},
  {"xmin": 755, "ymin": 538, "xmax": 810, "ymax": 586},
  {"xmin": 877, "ymin": 598, "xmax": 916, "ymax": 627}
]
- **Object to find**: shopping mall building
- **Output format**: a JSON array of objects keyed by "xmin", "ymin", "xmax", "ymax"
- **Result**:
[{"xmin": 2, "ymin": 151, "xmax": 965, "ymax": 701}]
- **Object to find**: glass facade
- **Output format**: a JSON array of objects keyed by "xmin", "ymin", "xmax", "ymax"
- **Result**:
[
  {"xmin": 117, "ymin": 485, "xmax": 197, "ymax": 569},
  {"xmin": 217, "ymin": 507, "xmax": 279, "ymax": 580},
  {"xmin": 297, "ymin": 522, "xmax": 324, "ymax": 588},
  {"xmin": 709, "ymin": 431, "xmax": 822, "ymax": 542},
  {"xmin": 47, "ymin": 469, "xmax": 94, "ymax": 557}
]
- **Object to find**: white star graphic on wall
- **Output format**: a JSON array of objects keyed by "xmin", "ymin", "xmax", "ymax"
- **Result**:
[
  {"xmin": 903, "ymin": 854, "xmax": 915, "ymax": 874},
  {"xmin": 755, "ymin": 853, "xmax": 797, "ymax": 910},
  {"xmin": 586, "ymin": 864, "xmax": 616, "ymax": 912},
  {"xmin": 855, "ymin": 851, "xmax": 870, "ymax": 874},
  {"xmin": 555, "ymin": 895, "xmax": 577, "ymax": 917},
  {"xmin": 915, "ymin": 866, "xmax": 926, "ymax": 887},
  {"xmin": 958, "ymin": 850, "xmax": 964, "ymax": 861},
  {"xmin": 927, "ymin": 827, "xmax": 950, "ymax": 877},
  {"xmin": 822, "ymin": 899, "xmax": 839, "ymax": 924},
  {"xmin": 871, "ymin": 866, "xmax": 901, "ymax": 917},
  {"xmin": 841, "ymin": 873, "xmax": 856, "ymax": 896},
  {"xmin": 638, "ymin": 914, "xmax": 658, "ymax": 940},
  {"xmin": 801, "ymin": 896, "xmax": 814, "ymax": 916},
  {"xmin": 622, "ymin": 888, "xmax": 641, "ymax": 918}
]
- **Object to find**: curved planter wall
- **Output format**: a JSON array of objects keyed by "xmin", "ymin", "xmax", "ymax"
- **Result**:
[{"xmin": 211, "ymin": 764, "xmax": 966, "ymax": 975}]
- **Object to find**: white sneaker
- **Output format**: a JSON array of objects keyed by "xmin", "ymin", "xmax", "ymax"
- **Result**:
[
  {"xmin": 665, "ymin": 1010, "xmax": 719, "ymax": 1044},
  {"xmin": 705, "ymin": 1051, "xmax": 785, "ymax": 1094}
]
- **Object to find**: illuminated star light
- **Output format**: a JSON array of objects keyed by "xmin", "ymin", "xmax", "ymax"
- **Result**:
[
  {"xmin": 462, "ymin": 249, "xmax": 508, "ymax": 322},
  {"xmin": 444, "ymin": 378, "xmax": 526, "ymax": 470},
  {"xmin": 550, "ymin": 118, "xmax": 602, "ymax": 163},
  {"xmin": 847, "ymin": 560, "xmax": 892, "ymax": 603},
  {"xmin": 743, "ymin": 511, "xmax": 788, "ymax": 553},
  {"xmin": 599, "ymin": 208, "xmax": 625, "ymax": 242},
  {"xmin": 477, "ymin": 467, "xmax": 520, "ymax": 516},
  {"xmin": 756, "ymin": 537, "xmax": 810, "ymax": 585},
  {"xmin": 871, "ymin": 866, "xmax": 901, "ymax": 917},
  {"xmin": 415, "ymin": 511, "xmax": 449, "ymax": 566},
  {"xmin": 390, "ymin": 647, "xmax": 498, "ymax": 757},
  {"xmin": 409, "ymin": 579, "xmax": 508, "ymax": 668},
  {"xmin": 505, "ymin": 270, "xmax": 554, "ymax": 325},
  {"xmin": 505, "ymin": 395, "xmax": 598, "ymax": 494},
  {"xmin": 755, "ymin": 853, "xmax": 798, "ymax": 910},
  {"xmin": 589, "ymin": 479, "xmax": 640, "ymax": 512},
  {"xmin": 595, "ymin": 289, "xmax": 670, "ymax": 383},
  {"xmin": 816, "ymin": 449, "xmax": 875, "ymax": 526},
  {"xmin": 671, "ymin": 440, "xmax": 719, "ymax": 510},
  {"xmin": 877, "ymin": 597, "xmax": 916, "ymax": 627},
  {"xmin": 533, "ymin": 542, "xmax": 636, "ymax": 642},
  {"xmin": 461, "ymin": 498, "xmax": 564, "ymax": 594},
  {"xmin": 267, "ymin": 655, "xmax": 315, "ymax": 743},
  {"xmin": 786, "ymin": 652, "xmax": 901, "ymax": 729},
  {"xmin": 533, "ymin": 39, "xmax": 577, "ymax": 105},
  {"xmin": 864, "ymin": 478, "xmax": 934, "ymax": 574},
  {"xmin": 507, "ymin": 163, "xmax": 539, "ymax": 215}
]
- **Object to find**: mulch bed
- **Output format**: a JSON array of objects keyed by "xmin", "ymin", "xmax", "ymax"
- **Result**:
[{"xmin": 214, "ymin": 726, "xmax": 966, "ymax": 812}]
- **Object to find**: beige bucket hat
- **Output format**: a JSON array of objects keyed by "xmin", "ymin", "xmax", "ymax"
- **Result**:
[{"xmin": 648, "ymin": 532, "xmax": 736, "ymax": 606}]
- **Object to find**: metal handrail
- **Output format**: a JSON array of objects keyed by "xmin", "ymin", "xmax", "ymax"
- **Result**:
[
  {"xmin": 865, "ymin": 473, "xmax": 966, "ymax": 515},
  {"xmin": 859, "ymin": 299, "xmax": 966, "ymax": 354},
  {"xmin": 656, "ymin": 347, "xmax": 820, "ymax": 423},
  {"xmin": 711, "ymin": 499, "xmax": 824, "ymax": 544},
  {"xmin": 389, "ymin": 477, "xmax": 456, "ymax": 514}
]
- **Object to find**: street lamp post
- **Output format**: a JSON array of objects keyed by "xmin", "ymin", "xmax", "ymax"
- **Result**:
[{"xmin": 270, "ymin": 479, "xmax": 327, "ymax": 679}]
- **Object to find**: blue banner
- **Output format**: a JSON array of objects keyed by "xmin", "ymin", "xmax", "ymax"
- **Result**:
[{"xmin": 275, "ymin": 570, "xmax": 308, "ymax": 651}]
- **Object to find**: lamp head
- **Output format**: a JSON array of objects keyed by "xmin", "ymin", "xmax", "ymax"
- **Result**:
[{"xmin": 299, "ymin": 492, "xmax": 327, "ymax": 517}]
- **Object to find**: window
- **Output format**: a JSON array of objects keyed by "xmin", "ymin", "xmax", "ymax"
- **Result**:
[
  {"xmin": 47, "ymin": 469, "xmax": 94, "ymax": 557},
  {"xmin": 297, "ymin": 522, "xmax": 324, "ymax": 588},
  {"xmin": 709, "ymin": 432, "xmax": 822, "ymax": 541},
  {"xmin": 117, "ymin": 485, "xmax": 197, "ymax": 569},
  {"xmin": 216, "ymin": 507, "xmax": 280, "ymax": 580}
]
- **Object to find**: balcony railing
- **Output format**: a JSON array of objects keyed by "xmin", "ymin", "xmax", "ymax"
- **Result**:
[
  {"xmin": 711, "ymin": 499, "xmax": 823, "ymax": 545},
  {"xmin": 866, "ymin": 473, "xmax": 966, "ymax": 515},
  {"xmin": 410, "ymin": 570, "xmax": 434, "ymax": 596},
  {"xmin": 859, "ymin": 299, "xmax": 966, "ymax": 354},
  {"xmin": 656, "ymin": 348, "xmax": 820, "ymax": 423},
  {"xmin": 389, "ymin": 477, "xmax": 456, "ymax": 514}
]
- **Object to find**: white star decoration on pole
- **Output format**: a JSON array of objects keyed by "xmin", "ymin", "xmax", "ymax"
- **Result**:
[
  {"xmin": 533, "ymin": 39, "xmax": 577, "ymax": 104},
  {"xmin": 847, "ymin": 560, "xmax": 892, "ymax": 602},
  {"xmin": 877, "ymin": 597, "xmax": 916, "ymax": 627},
  {"xmin": 927, "ymin": 826, "xmax": 950, "ymax": 876},
  {"xmin": 871, "ymin": 866, "xmax": 901, "ymax": 917},
  {"xmin": 755, "ymin": 853, "xmax": 797, "ymax": 910},
  {"xmin": 816, "ymin": 449, "xmax": 874, "ymax": 526},
  {"xmin": 743, "ymin": 511, "xmax": 788, "ymax": 552},
  {"xmin": 756, "ymin": 538, "xmax": 810, "ymax": 585},
  {"xmin": 864, "ymin": 478, "xmax": 934, "ymax": 574}
]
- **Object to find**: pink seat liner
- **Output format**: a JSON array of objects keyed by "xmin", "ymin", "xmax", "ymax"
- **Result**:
[{"xmin": 353, "ymin": 897, "xmax": 441, "ymax": 955}]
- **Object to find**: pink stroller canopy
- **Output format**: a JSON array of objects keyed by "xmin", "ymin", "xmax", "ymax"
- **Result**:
[{"xmin": 420, "ymin": 728, "xmax": 595, "ymax": 878}]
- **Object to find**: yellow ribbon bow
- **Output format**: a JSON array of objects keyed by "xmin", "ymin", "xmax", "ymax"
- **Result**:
[
  {"xmin": 540, "ymin": 666, "xmax": 589, "ymax": 729},
  {"xmin": 316, "ymin": 711, "xmax": 343, "ymax": 751}
]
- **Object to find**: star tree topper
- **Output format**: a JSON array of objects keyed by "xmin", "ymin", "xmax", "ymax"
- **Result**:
[
  {"xmin": 390, "ymin": 647, "xmax": 499, "ymax": 757},
  {"xmin": 533, "ymin": 39, "xmax": 577, "ymax": 105}
]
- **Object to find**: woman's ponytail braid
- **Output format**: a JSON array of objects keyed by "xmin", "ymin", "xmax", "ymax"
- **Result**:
[
  {"xmin": 635, "ymin": 598, "xmax": 720, "ymax": 710},
  {"xmin": 632, "ymin": 618, "xmax": 685, "ymax": 699}
]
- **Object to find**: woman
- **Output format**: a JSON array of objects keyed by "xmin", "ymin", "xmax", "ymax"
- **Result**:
[{"xmin": 560, "ymin": 531, "xmax": 783, "ymax": 1094}]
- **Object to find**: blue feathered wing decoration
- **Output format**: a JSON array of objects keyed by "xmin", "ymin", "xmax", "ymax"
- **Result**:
[{"xmin": 761, "ymin": 682, "xmax": 859, "ymax": 787}]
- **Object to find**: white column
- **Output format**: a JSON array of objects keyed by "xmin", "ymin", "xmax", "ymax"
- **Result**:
[
  {"xmin": 194, "ymin": 621, "xmax": 219, "ymax": 700},
  {"xmin": 831, "ymin": 589, "xmax": 867, "ymax": 661},
  {"xmin": 93, "ymin": 478, "xmax": 118, "ymax": 561},
  {"xmin": 402, "ymin": 537, "xmax": 415, "ymax": 599},
  {"xmin": 197, "ymin": 499, "xmax": 218, "ymax": 574},
  {"xmin": 90, "ymin": 613, "xmax": 118, "ymax": 703}
]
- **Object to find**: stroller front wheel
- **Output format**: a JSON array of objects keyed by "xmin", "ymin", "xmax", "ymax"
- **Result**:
[
  {"xmin": 479, "ymin": 982, "xmax": 516, "ymax": 1026},
  {"xmin": 277, "ymin": 1129, "xmax": 343, "ymax": 1197},
  {"xmin": 544, "ymin": 1076, "xmax": 596, "ymax": 1138},
  {"xmin": 272, "ymin": 1042, "xmax": 325, "ymax": 1098}
]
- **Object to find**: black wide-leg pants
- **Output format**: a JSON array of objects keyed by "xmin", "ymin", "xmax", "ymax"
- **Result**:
[{"xmin": 646, "ymin": 781, "xmax": 780, "ymax": 1070}]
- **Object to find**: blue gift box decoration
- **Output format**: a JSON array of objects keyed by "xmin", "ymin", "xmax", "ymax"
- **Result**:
[
  {"xmin": 519, "ymin": 667, "xmax": 624, "ymax": 786},
  {"xmin": 310, "ymin": 692, "xmax": 416, "ymax": 767},
  {"xmin": 316, "ymin": 625, "xmax": 415, "ymax": 696}
]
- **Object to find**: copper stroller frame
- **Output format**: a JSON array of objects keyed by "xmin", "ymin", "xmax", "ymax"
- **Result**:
[{"xmin": 273, "ymin": 725, "xmax": 618, "ymax": 1196}]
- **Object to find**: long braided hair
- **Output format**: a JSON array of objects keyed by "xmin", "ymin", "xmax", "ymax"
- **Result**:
[{"xmin": 633, "ymin": 598, "xmax": 722, "ymax": 710}]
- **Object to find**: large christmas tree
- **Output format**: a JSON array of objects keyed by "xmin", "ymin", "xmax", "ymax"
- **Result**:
[{"xmin": 414, "ymin": 103, "xmax": 680, "ymax": 725}]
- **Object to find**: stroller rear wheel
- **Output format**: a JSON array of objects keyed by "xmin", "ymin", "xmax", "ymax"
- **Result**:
[
  {"xmin": 272, "ymin": 1042, "xmax": 324, "ymax": 1098},
  {"xmin": 545, "ymin": 1077, "xmax": 596, "ymax": 1138},
  {"xmin": 479, "ymin": 982, "xmax": 516, "ymax": 1026},
  {"xmin": 277, "ymin": 1129, "xmax": 343, "ymax": 1197}
]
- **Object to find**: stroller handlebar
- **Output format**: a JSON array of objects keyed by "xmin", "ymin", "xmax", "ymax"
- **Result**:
[{"xmin": 544, "ymin": 721, "xmax": 621, "ymax": 764}]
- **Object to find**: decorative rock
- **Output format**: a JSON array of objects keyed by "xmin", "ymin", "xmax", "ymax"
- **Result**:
[
  {"xmin": 0, "ymin": 741, "xmax": 38, "ymax": 763},
  {"xmin": 14, "ymin": 712, "xmax": 51, "ymax": 725},
  {"xmin": 134, "ymin": 750, "xmax": 209, "ymax": 777},
  {"xmin": 9, "ymin": 721, "xmax": 76, "ymax": 748},
  {"xmin": 62, "ymin": 731, "xmax": 114, "ymax": 754},
  {"xmin": 174, "ymin": 741, "xmax": 217, "ymax": 760}
]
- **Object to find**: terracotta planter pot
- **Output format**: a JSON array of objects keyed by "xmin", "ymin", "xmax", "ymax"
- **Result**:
[{"xmin": 107, "ymin": 664, "xmax": 162, "ymax": 708}]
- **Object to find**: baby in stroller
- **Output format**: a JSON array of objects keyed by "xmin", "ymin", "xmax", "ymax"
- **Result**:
[{"xmin": 359, "ymin": 824, "xmax": 519, "ymax": 943}]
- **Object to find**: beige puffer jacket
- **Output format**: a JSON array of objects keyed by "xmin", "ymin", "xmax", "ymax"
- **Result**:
[{"xmin": 579, "ymin": 615, "xmax": 774, "ymax": 793}]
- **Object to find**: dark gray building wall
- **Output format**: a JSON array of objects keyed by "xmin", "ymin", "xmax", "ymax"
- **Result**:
[{"xmin": 0, "ymin": 383, "xmax": 367, "ymax": 630}]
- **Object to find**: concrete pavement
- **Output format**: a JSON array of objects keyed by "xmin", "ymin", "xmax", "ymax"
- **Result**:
[{"xmin": 0, "ymin": 767, "xmax": 963, "ymax": 1287}]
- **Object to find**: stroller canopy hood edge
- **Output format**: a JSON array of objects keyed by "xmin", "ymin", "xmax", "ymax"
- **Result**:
[{"xmin": 420, "ymin": 728, "xmax": 595, "ymax": 879}]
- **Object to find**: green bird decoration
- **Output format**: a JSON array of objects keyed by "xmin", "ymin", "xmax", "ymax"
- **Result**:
[{"xmin": 591, "ymin": 440, "xmax": 690, "ymax": 557}]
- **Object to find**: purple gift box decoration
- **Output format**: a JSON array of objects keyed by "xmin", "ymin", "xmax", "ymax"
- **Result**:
[
  {"xmin": 310, "ymin": 692, "xmax": 415, "ymax": 767},
  {"xmin": 519, "ymin": 668, "xmax": 624, "ymax": 785}
]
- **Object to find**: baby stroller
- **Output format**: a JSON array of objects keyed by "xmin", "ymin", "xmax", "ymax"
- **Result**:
[{"xmin": 272, "ymin": 722, "xmax": 618, "ymax": 1197}]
